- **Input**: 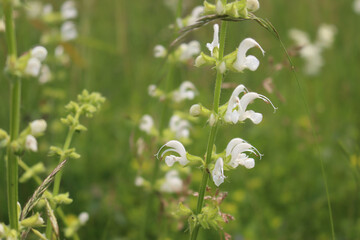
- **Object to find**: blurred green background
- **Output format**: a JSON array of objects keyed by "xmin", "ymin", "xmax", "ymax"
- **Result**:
[{"xmin": 1, "ymin": 0, "xmax": 360, "ymax": 239}]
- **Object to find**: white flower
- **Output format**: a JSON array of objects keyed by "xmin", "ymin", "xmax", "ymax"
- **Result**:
[
  {"xmin": 216, "ymin": 0, "xmax": 225, "ymax": 14},
  {"xmin": 25, "ymin": 135, "xmax": 38, "ymax": 152},
  {"xmin": 172, "ymin": 81, "xmax": 197, "ymax": 102},
  {"xmin": 189, "ymin": 104, "xmax": 201, "ymax": 116},
  {"xmin": 186, "ymin": 6, "xmax": 204, "ymax": 26},
  {"xmin": 30, "ymin": 119, "xmax": 47, "ymax": 136},
  {"xmin": 206, "ymin": 24, "xmax": 219, "ymax": 57},
  {"xmin": 169, "ymin": 115, "xmax": 190, "ymax": 139},
  {"xmin": 316, "ymin": 24, "xmax": 337, "ymax": 49},
  {"xmin": 148, "ymin": 84, "xmax": 157, "ymax": 97},
  {"xmin": 225, "ymin": 138, "xmax": 261, "ymax": 169},
  {"xmin": 135, "ymin": 176, "xmax": 145, "ymax": 186},
  {"xmin": 224, "ymin": 84, "xmax": 276, "ymax": 124},
  {"xmin": 354, "ymin": 0, "xmax": 360, "ymax": 14},
  {"xmin": 299, "ymin": 44, "xmax": 323, "ymax": 75},
  {"xmin": 154, "ymin": 45, "xmax": 167, "ymax": 58},
  {"xmin": 160, "ymin": 170, "xmax": 183, "ymax": 193},
  {"xmin": 136, "ymin": 138, "xmax": 145, "ymax": 156},
  {"xmin": 25, "ymin": 58, "xmax": 41, "ymax": 77},
  {"xmin": 61, "ymin": 1, "xmax": 78, "ymax": 20},
  {"xmin": 0, "ymin": 20, "xmax": 5, "ymax": 32},
  {"xmin": 39, "ymin": 65, "xmax": 52, "ymax": 84},
  {"xmin": 247, "ymin": 0, "xmax": 260, "ymax": 11},
  {"xmin": 233, "ymin": 38, "xmax": 265, "ymax": 72},
  {"xmin": 288, "ymin": 29, "xmax": 310, "ymax": 46},
  {"xmin": 55, "ymin": 45, "xmax": 65, "ymax": 57},
  {"xmin": 139, "ymin": 115, "xmax": 154, "ymax": 134},
  {"xmin": 178, "ymin": 41, "xmax": 200, "ymax": 61},
  {"xmin": 78, "ymin": 212, "xmax": 89, "ymax": 225},
  {"xmin": 31, "ymin": 46, "xmax": 47, "ymax": 61},
  {"xmin": 26, "ymin": 1, "xmax": 43, "ymax": 18},
  {"xmin": 212, "ymin": 158, "xmax": 225, "ymax": 186},
  {"xmin": 158, "ymin": 140, "xmax": 189, "ymax": 166},
  {"xmin": 42, "ymin": 4, "xmax": 53, "ymax": 15},
  {"xmin": 61, "ymin": 21, "xmax": 78, "ymax": 41}
]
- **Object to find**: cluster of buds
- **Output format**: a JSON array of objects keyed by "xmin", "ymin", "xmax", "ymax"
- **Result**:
[{"xmin": 203, "ymin": 0, "xmax": 259, "ymax": 18}]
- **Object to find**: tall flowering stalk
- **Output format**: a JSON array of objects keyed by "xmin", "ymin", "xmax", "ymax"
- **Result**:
[{"xmin": 155, "ymin": 0, "xmax": 278, "ymax": 238}]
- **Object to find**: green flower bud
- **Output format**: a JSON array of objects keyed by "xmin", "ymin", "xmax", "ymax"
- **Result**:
[{"xmin": 21, "ymin": 213, "xmax": 44, "ymax": 227}]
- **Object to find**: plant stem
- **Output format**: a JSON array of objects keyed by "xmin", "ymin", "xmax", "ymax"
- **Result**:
[
  {"xmin": 45, "ymin": 111, "xmax": 80, "ymax": 239},
  {"xmin": 3, "ymin": 0, "xmax": 20, "ymax": 231},
  {"xmin": 190, "ymin": 20, "xmax": 228, "ymax": 240}
]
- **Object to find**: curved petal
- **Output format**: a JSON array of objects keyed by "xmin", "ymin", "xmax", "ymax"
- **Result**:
[
  {"xmin": 242, "ymin": 110, "xmax": 263, "ymax": 124},
  {"xmin": 212, "ymin": 158, "xmax": 225, "ymax": 187},
  {"xmin": 233, "ymin": 38, "xmax": 265, "ymax": 72},
  {"xmin": 226, "ymin": 138, "xmax": 247, "ymax": 156},
  {"xmin": 165, "ymin": 140, "xmax": 186, "ymax": 158},
  {"xmin": 239, "ymin": 92, "xmax": 260, "ymax": 112},
  {"xmin": 245, "ymin": 55, "xmax": 260, "ymax": 71}
]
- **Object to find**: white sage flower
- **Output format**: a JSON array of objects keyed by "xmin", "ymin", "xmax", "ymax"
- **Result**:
[
  {"xmin": 30, "ymin": 119, "xmax": 47, "ymax": 136},
  {"xmin": 158, "ymin": 140, "xmax": 188, "ymax": 166},
  {"xmin": 299, "ymin": 44, "xmax": 323, "ymax": 75},
  {"xmin": 160, "ymin": 170, "xmax": 183, "ymax": 193},
  {"xmin": 31, "ymin": 46, "xmax": 47, "ymax": 61},
  {"xmin": 247, "ymin": 0, "xmax": 260, "ymax": 11},
  {"xmin": 78, "ymin": 212, "xmax": 89, "ymax": 225},
  {"xmin": 212, "ymin": 158, "xmax": 225, "ymax": 186},
  {"xmin": 139, "ymin": 115, "xmax": 154, "ymax": 134},
  {"xmin": 233, "ymin": 38, "xmax": 265, "ymax": 72},
  {"xmin": 172, "ymin": 81, "xmax": 197, "ymax": 102},
  {"xmin": 316, "ymin": 24, "xmax": 337, "ymax": 49},
  {"xmin": 148, "ymin": 84, "xmax": 157, "ymax": 97},
  {"xmin": 224, "ymin": 84, "xmax": 276, "ymax": 124},
  {"xmin": 135, "ymin": 176, "xmax": 145, "ymax": 186},
  {"xmin": 39, "ymin": 65, "xmax": 52, "ymax": 84},
  {"xmin": 186, "ymin": 6, "xmax": 204, "ymax": 26},
  {"xmin": 289, "ymin": 29, "xmax": 310, "ymax": 46},
  {"xmin": 25, "ymin": 135, "xmax": 38, "ymax": 152},
  {"xmin": 26, "ymin": 1, "xmax": 43, "ymax": 18},
  {"xmin": 61, "ymin": 1, "xmax": 78, "ymax": 20},
  {"xmin": 61, "ymin": 21, "xmax": 78, "ymax": 41},
  {"xmin": 154, "ymin": 45, "xmax": 167, "ymax": 58},
  {"xmin": 169, "ymin": 115, "xmax": 190, "ymax": 139},
  {"xmin": 178, "ymin": 41, "xmax": 200, "ymax": 62},
  {"xmin": 226, "ymin": 138, "xmax": 261, "ymax": 169},
  {"xmin": 25, "ymin": 58, "xmax": 41, "ymax": 77},
  {"xmin": 206, "ymin": 24, "xmax": 219, "ymax": 56},
  {"xmin": 354, "ymin": 0, "xmax": 360, "ymax": 14}
]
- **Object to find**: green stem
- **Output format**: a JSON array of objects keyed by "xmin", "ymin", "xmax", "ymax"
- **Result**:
[
  {"xmin": 3, "ymin": 0, "xmax": 20, "ymax": 231},
  {"xmin": 45, "ymin": 110, "xmax": 80, "ymax": 239},
  {"xmin": 190, "ymin": 20, "xmax": 228, "ymax": 240}
]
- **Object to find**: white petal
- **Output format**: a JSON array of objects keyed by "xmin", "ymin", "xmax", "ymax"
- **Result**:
[
  {"xmin": 30, "ymin": 119, "xmax": 47, "ymax": 135},
  {"xmin": 25, "ymin": 135, "xmax": 38, "ymax": 152},
  {"xmin": 245, "ymin": 55, "xmax": 260, "ymax": 71},
  {"xmin": 206, "ymin": 24, "xmax": 219, "ymax": 56},
  {"xmin": 233, "ymin": 38, "xmax": 264, "ymax": 72},
  {"xmin": 226, "ymin": 138, "xmax": 247, "ymax": 156},
  {"xmin": 244, "ymin": 158, "xmax": 255, "ymax": 169},
  {"xmin": 31, "ymin": 46, "xmax": 48, "ymax": 61},
  {"xmin": 246, "ymin": 0, "xmax": 259, "ymax": 11},
  {"xmin": 243, "ymin": 110, "xmax": 263, "ymax": 124},
  {"xmin": 231, "ymin": 110, "xmax": 239, "ymax": 124},
  {"xmin": 78, "ymin": 212, "xmax": 89, "ymax": 225},
  {"xmin": 212, "ymin": 158, "xmax": 225, "ymax": 187},
  {"xmin": 25, "ymin": 58, "xmax": 41, "ymax": 77},
  {"xmin": 165, "ymin": 156, "xmax": 176, "ymax": 167}
]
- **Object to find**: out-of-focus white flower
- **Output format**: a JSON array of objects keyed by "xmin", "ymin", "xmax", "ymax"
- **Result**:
[
  {"xmin": 224, "ymin": 84, "xmax": 276, "ymax": 124},
  {"xmin": 247, "ymin": 0, "xmax": 260, "ymax": 11},
  {"xmin": 30, "ymin": 119, "xmax": 47, "ymax": 136},
  {"xmin": 39, "ymin": 65, "xmax": 52, "ymax": 84},
  {"xmin": 31, "ymin": 46, "xmax": 48, "ymax": 61},
  {"xmin": 0, "ymin": 19, "xmax": 5, "ymax": 32},
  {"xmin": 354, "ymin": 0, "xmax": 360, "ymax": 14},
  {"xmin": 78, "ymin": 212, "xmax": 89, "ymax": 225},
  {"xmin": 233, "ymin": 38, "xmax": 265, "ymax": 72},
  {"xmin": 139, "ymin": 115, "xmax": 154, "ymax": 134},
  {"xmin": 148, "ymin": 84, "xmax": 157, "ymax": 97},
  {"xmin": 25, "ymin": 135, "xmax": 38, "ymax": 152},
  {"xmin": 55, "ymin": 45, "xmax": 65, "ymax": 57},
  {"xmin": 299, "ymin": 44, "xmax": 323, "ymax": 75},
  {"xmin": 289, "ymin": 29, "xmax": 310, "ymax": 46},
  {"xmin": 61, "ymin": 1, "xmax": 78, "ymax": 20},
  {"xmin": 212, "ymin": 158, "xmax": 225, "ymax": 186},
  {"xmin": 25, "ymin": 58, "xmax": 42, "ymax": 77},
  {"xmin": 26, "ymin": 1, "xmax": 43, "ymax": 18},
  {"xmin": 169, "ymin": 115, "xmax": 191, "ymax": 139},
  {"xmin": 316, "ymin": 24, "xmax": 337, "ymax": 49},
  {"xmin": 154, "ymin": 45, "xmax": 167, "ymax": 58},
  {"xmin": 61, "ymin": 21, "xmax": 78, "ymax": 41},
  {"xmin": 160, "ymin": 170, "xmax": 183, "ymax": 193},
  {"xmin": 158, "ymin": 140, "xmax": 188, "ymax": 166},
  {"xmin": 206, "ymin": 24, "xmax": 219, "ymax": 57},
  {"xmin": 178, "ymin": 41, "xmax": 200, "ymax": 62},
  {"xmin": 186, "ymin": 6, "xmax": 204, "ymax": 26},
  {"xmin": 42, "ymin": 4, "xmax": 53, "ymax": 16},
  {"xmin": 216, "ymin": 0, "xmax": 225, "ymax": 14},
  {"xmin": 135, "ymin": 176, "xmax": 145, "ymax": 186},
  {"xmin": 225, "ymin": 138, "xmax": 260, "ymax": 169},
  {"xmin": 172, "ymin": 81, "xmax": 197, "ymax": 102}
]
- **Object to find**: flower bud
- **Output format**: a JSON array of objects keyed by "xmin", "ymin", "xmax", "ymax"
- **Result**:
[
  {"xmin": 209, "ymin": 113, "xmax": 216, "ymax": 126},
  {"xmin": 31, "ymin": 46, "xmax": 48, "ymax": 61},
  {"xmin": 195, "ymin": 55, "xmax": 206, "ymax": 67},
  {"xmin": 25, "ymin": 58, "xmax": 41, "ymax": 77},
  {"xmin": 246, "ymin": 0, "xmax": 259, "ymax": 11},
  {"xmin": 25, "ymin": 135, "xmax": 38, "ymax": 152},
  {"xmin": 189, "ymin": 104, "xmax": 201, "ymax": 117},
  {"xmin": 218, "ymin": 61, "xmax": 226, "ymax": 74},
  {"xmin": 21, "ymin": 213, "xmax": 44, "ymax": 227},
  {"xmin": 30, "ymin": 119, "xmax": 47, "ymax": 136},
  {"xmin": 79, "ymin": 212, "xmax": 89, "ymax": 225}
]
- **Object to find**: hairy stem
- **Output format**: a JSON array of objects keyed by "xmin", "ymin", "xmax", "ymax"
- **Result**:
[
  {"xmin": 190, "ymin": 20, "xmax": 228, "ymax": 240},
  {"xmin": 3, "ymin": 0, "xmax": 20, "ymax": 231}
]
